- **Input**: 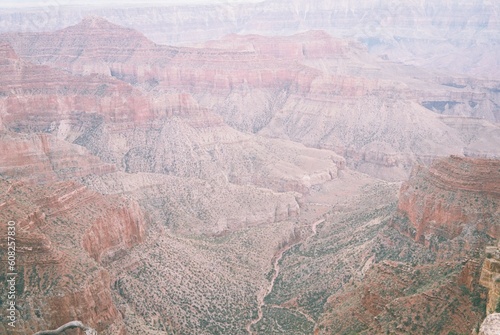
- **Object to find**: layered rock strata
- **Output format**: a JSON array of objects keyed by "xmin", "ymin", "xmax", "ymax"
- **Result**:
[
  {"xmin": 480, "ymin": 242, "xmax": 500, "ymax": 314},
  {"xmin": 397, "ymin": 156, "xmax": 500, "ymax": 246},
  {"xmin": 2, "ymin": 19, "xmax": 499, "ymax": 181},
  {"xmin": 0, "ymin": 178, "xmax": 147, "ymax": 334}
]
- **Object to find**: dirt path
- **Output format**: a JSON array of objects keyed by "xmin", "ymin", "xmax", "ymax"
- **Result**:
[
  {"xmin": 307, "ymin": 218, "xmax": 324, "ymax": 242},
  {"xmin": 245, "ymin": 218, "xmax": 325, "ymax": 334}
]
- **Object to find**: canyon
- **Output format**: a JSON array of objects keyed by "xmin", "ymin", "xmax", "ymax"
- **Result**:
[
  {"xmin": 262, "ymin": 156, "xmax": 499, "ymax": 334},
  {"xmin": 1, "ymin": 17, "xmax": 499, "ymax": 182},
  {"xmin": 0, "ymin": 2, "xmax": 499, "ymax": 334},
  {"xmin": 1, "ymin": 0, "xmax": 498, "ymax": 80}
]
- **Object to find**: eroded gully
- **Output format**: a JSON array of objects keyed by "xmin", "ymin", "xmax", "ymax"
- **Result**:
[{"xmin": 245, "ymin": 218, "xmax": 325, "ymax": 334}]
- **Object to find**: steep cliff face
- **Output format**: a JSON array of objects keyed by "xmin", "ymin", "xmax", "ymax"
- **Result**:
[
  {"xmin": 312, "ymin": 157, "xmax": 500, "ymax": 335},
  {"xmin": 476, "ymin": 239, "xmax": 500, "ymax": 335},
  {"xmin": 0, "ymin": 43, "xmax": 154, "ymax": 127},
  {"xmin": 396, "ymin": 156, "xmax": 500, "ymax": 246},
  {"xmin": 82, "ymin": 197, "xmax": 146, "ymax": 264},
  {"xmin": 2, "ymin": 19, "xmax": 499, "ymax": 181},
  {"xmin": 40, "ymin": 269, "xmax": 120, "ymax": 335},
  {"xmin": 0, "ymin": 178, "xmax": 147, "ymax": 334},
  {"xmin": 480, "ymin": 243, "xmax": 500, "ymax": 315}
]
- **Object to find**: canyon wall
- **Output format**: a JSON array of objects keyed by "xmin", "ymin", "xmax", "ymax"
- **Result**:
[
  {"xmin": 0, "ymin": 0, "xmax": 498, "ymax": 80},
  {"xmin": 480, "ymin": 243, "xmax": 500, "ymax": 315},
  {"xmin": 397, "ymin": 156, "xmax": 500, "ymax": 247},
  {"xmin": 0, "ymin": 178, "xmax": 147, "ymax": 334},
  {"xmin": 0, "ymin": 10, "xmax": 498, "ymax": 335},
  {"xmin": 2, "ymin": 19, "xmax": 499, "ymax": 181},
  {"xmin": 309, "ymin": 156, "xmax": 500, "ymax": 334}
]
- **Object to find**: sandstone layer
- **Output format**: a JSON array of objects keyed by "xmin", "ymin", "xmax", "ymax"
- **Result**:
[
  {"xmin": 397, "ymin": 156, "xmax": 500, "ymax": 246},
  {"xmin": 0, "ymin": 178, "xmax": 147, "ymax": 334},
  {"xmin": 1, "ymin": 19, "xmax": 499, "ymax": 180}
]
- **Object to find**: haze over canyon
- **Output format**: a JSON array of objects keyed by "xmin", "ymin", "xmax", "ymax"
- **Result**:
[{"xmin": 0, "ymin": 1, "xmax": 499, "ymax": 334}]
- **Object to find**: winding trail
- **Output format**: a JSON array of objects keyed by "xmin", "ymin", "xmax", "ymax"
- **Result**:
[
  {"xmin": 33, "ymin": 321, "xmax": 97, "ymax": 335},
  {"xmin": 245, "ymin": 218, "xmax": 325, "ymax": 334}
]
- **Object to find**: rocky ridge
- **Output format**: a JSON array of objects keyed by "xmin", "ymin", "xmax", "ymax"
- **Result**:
[
  {"xmin": 397, "ymin": 156, "xmax": 500, "ymax": 246},
  {"xmin": 1, "ymin": 1, "xmax": 499, "ymax": 79},
  {"xmin": 1, "ymin": 19, "xmax": 499, "ymax": 180}
]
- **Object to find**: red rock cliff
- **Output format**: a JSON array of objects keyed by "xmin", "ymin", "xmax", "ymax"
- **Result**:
[
  {"xmin": 0, "ymin": 178, "xmax": 147, "ymax": 334},
  {"xmin": 397, "ymin": 156, "xmax": 500, "ymax": 246}
]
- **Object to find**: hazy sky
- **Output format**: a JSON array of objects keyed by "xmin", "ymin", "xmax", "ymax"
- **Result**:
[{"xmin": 0, "ymin": 0, "xmax": 260, "ymax": 7}]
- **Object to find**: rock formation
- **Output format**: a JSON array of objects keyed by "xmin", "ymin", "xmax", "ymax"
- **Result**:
[
  {"xmin": 397, "ymin": 156, "xmax": 500, "ymax": 247},
  {"xmin": 2, "ymin": 19, "xmax": 499, "ymax": 180},
  {"xmin": 477, "ymin": 313, "xmax": 500, "ymax": 335},
  {"xmin": 480, "ymin": 242, "xmax": 500, "ymax": 315},
  {"xmin": 0, "ymin": 7, "xmax": 498, "ymax": 335},
  {"xmin": 0, "ymin": 132, "xmax": 115, "ymax": 183},
  {"xmin": 0, "ymin": 177, "xmax": 147, "ymax": 334}
]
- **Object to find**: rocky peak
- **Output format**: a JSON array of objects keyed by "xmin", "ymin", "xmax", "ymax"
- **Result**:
[
  {"xmin": 56, "ymin": 15, "xmax": 155, "ymax": 51},
  {"xmin": 69, "ymin": 15, "xmax": 142, "ymax": 36},
  {"xmin": 79, "ymin": 15, "xmax": 120, "ymax": 29}
]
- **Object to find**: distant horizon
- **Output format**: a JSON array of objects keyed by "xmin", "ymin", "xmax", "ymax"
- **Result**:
[{"xmin": 0, "ymin": 0, "xmax": 262, "ymax": 8}]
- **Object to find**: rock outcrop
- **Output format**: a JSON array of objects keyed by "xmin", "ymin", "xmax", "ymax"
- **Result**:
[
  {"xmin": 480, "ymin": 242, "xmax": 500, "ymax": 315},
  {"xmin": 0, "ymin": 132, "xmax": 115, "ymax": 183},
  {"xmin": 33, "ymin": 320, "xmax": 97, "ymax": 335},
  {"xmin": 0, "ymin": 178, "xmax": 147, "ymax": 334},
  {"xmin": 397, "ymin": 156, "xmax": 500, "ymax": 246},
  {"xmin": 477, "ymin": 313, "xmax": 500, "ymax": 335}
]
